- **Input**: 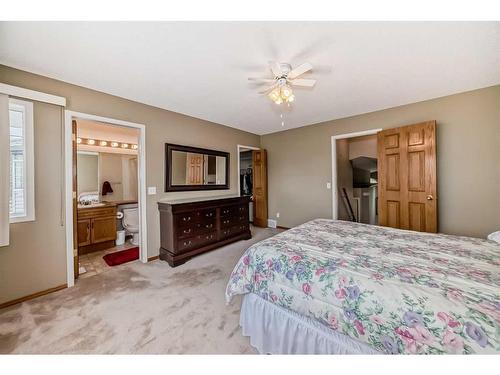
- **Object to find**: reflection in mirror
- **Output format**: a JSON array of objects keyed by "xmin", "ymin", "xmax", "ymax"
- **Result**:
[
  {"xmin": 77, "ymin": 151, "xmax": 138, "ymax": 204},
  {"xmin": 171, "ymin": 150, "xmax": 227, "ymax": 186},
  {"xmin": 77, "ymin": 151, "xmax": 99, "ymax": 199}
]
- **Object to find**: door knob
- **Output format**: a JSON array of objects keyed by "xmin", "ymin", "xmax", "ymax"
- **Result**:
[{"xmin": 426, "ymin": 195, "xmax": 434, "ymax": 201}]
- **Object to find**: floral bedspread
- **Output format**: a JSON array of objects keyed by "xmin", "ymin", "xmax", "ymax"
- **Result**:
[{"xmin": 225, "ymin": 219, "xmax": 500, "ymax": 354}]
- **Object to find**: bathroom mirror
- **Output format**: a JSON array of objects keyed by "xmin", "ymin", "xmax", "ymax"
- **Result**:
[
  {"xmin": 77, "ymin": 151, "xmax": 138, "ymax": 202},
  {"xmin": 77, "ymin": 151, "xmax": 99, "ymax": 198},
  {"xmin": 165, "ymin": 144, "xmax": 229, "ymax": 191}
]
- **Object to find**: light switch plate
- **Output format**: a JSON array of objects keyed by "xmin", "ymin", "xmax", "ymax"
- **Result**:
[{"xmin": 147, "ymin": 186, "xmax": 157, "ymax": 195}]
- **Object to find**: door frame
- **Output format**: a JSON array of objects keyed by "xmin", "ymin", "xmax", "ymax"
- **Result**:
[
  {"xmin": 237, "ymin": 144, "xmax": 260, "ymax": 197},
  {"xmin": 331, "ymin": 129, "xmax": 382, "ymax": 220},
  {"xmin": 64, "ymin": 111, "xmax": 148, "ymax": 288}
]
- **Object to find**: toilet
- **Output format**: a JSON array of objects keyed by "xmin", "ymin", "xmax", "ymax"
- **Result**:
[{"xmin": 122, "ymin": 208, "xmax": 140, "ymax": 246}]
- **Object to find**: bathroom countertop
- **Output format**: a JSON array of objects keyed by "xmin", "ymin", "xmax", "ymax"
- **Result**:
[
  {"xmin": 77, "ymin": 202, "xmax": 117, "ymax": 210},
  {"xmin": 103, "ymin": 200, "xmax": 138, "ymax": 206}
]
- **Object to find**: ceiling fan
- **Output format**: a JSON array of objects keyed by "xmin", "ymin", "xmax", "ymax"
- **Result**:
[{"xmin": 248, "ymin": 61, "xmax": 316, "ymax": 105}]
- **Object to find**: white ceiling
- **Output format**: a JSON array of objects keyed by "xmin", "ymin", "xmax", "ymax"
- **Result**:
[{"xmin": 1, "ymin": 22, "xmax": 499, "ymax": 135}]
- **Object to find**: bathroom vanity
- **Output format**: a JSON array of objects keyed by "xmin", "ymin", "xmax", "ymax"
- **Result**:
[
  {"xmin": 158, "ymin": 196, "xmax": 251, "ymax": 267},
  {"xmin": 77, "ymin": 203, "xmax": 117, "ymax": 254}
]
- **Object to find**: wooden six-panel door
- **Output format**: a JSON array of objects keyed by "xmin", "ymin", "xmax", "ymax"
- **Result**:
[
  {"xmin": 186, "ymin": 153, "xmax": 203, "ymax": 185},
  {"xmin": 252, "ymin": 150, "xmax": 268, "ymax": 228},
  {"xmin": 377, "ymin": 121, "xmax": 437, "ymax": 232}
]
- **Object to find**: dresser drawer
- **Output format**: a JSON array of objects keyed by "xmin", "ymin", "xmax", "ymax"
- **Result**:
[
  {"xmin": 177, "ymin": 218, "xmax": 216, "ymax": 239},
  {"xmin": 175, "ymin": 212, "xmax": 197, "ymax": 227},
  {"xmin": 176, "ymin": 230, "xmax": 218, "ymax": 253},
  {"xmin": 235, "ymin": 204, "xmax": 248, "ymax": 216},
  {"xmin": 200, "ymin": 208, "xmax": 216, "ymax": 220},
  {"xmin": 175, "ymin": 208, "xmax": 216, "ymax": 227},
  {"xmin": 177, "ymin": 237, "xmax": 198, "ymax": 252},
  {"xmin": 220, "ymin": 206, "xmax": 236, "ymax": 217},
  {"xmin": 233, "ymin": 223, "xmax": 249, "ymax": 234},
  {"xmin": 196, "ymin": 231, "xmax": 217, "ymax": 246},
  {"xmin": 221, "ymin": 216, "xmax": 237, "ymax": 228}
]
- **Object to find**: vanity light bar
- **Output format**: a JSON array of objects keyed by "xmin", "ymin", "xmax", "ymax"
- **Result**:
[{"xmin": 77, "ymin": 137, "xmax": 138, "ymax": 150}]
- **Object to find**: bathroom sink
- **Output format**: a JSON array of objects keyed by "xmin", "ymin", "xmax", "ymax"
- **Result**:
[{"xmin": 78, "ymin": 202, "xmax": 106, "ymax": 209}]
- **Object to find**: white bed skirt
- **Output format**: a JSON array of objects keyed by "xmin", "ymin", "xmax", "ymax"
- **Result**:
[{"xmin": 240, "ymin": 293, "xmax": 379, "ymax": 355}]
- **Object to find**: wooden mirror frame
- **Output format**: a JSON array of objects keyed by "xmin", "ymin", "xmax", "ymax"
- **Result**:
[{"xmin": 165, "ymin": 143, "xmax": 230, "ymax": 192}]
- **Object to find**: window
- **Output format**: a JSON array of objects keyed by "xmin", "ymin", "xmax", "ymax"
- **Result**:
[{"xmin": 9, "ymin": 98, "xmax": 35, "ymax": 223}]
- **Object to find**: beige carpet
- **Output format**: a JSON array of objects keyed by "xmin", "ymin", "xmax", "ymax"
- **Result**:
[{"xmin": 0, "ymin": 227, "xmax": 282, "ymax": 354}]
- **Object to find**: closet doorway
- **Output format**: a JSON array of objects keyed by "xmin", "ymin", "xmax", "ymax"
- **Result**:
[{"xmin": 237, "ymin": 145, "xmax": 268, "ymax": 228}]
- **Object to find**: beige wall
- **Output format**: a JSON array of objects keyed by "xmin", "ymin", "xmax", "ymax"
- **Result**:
[
  {"xmin": 0, "ymin": 65, "xmax": 259, "ymax": 304},
  {"xmin": 262, "ymin": 85, "xmax": 500, "ymax": 238},
  {"xmin": 348, "ymin": 135, "xmax": 377, "ymax": 160}
]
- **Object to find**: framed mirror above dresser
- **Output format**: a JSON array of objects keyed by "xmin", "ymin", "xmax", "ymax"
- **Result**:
[{"xmin": 165, "ymin": 143, "xmax": 230, "ymax": 192}]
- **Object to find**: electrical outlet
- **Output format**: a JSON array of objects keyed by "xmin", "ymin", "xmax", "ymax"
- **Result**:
[
  {"xmin": 326, "ymin": 182, "xmax": 332, "ymax": 189},
  {"xmin": 276, "ymin": 212, "xmax": 280, "ymax": 218}
]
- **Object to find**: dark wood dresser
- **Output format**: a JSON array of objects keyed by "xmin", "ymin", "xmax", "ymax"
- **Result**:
[{"xmin": 158, "ymin": 196, "xmax": 251, "ymax": 266}]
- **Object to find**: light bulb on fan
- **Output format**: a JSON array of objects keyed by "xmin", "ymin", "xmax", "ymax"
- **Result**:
[
  {"xmin": 287, "ymin": 94, "xmax": 295, "ymax": 103},
  {"xmin": 268, "ymin": 87, "xmax": 281, "ymax": 102},
  {"xmin": 280, "ymin": 85, "xmax": 293, "ymax": 100}
]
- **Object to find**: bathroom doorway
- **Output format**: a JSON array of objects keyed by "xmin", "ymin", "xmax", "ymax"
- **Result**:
[{"xmin": 64, "ymin": 112, "xmax": 147, "ymax": 287}]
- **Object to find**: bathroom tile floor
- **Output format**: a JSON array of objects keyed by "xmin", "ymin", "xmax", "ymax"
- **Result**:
[{"xmin": 78, "ymin": 241, "xmax": 139, "ymax": 279}]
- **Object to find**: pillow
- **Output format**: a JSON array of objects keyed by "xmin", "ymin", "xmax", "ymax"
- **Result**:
[{"xmin": 487, "ymin": 231, "xmax": 500, "ymax": 244}]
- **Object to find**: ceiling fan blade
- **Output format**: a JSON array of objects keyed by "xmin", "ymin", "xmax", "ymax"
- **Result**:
[
  {"xmin": 248, "ymin": 77, "xmax": 276, "ymax": 84},
  {"xmin": 290, "ymin": 78, "xmax": 316, "ymax": 87},
  {"xmin": 258, "ymin": 84, "xmax": 277, "ymax": 94},
  {"xmin": 288, "ymin": 62, "xmax": 313, "ymax": 79},
  {"xmin": 269, "ymin": 61, "xmax": 282, "ymax": 77}
]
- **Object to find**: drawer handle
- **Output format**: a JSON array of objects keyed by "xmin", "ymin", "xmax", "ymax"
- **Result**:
[
  {"xmin": 206, "ymin": 235, "xmax": 214, "ymax": 239},
  {"xmin": 223, "ymin": 209, "xmax": 229, "ymax": 214},
  {"xmin": 183, "ymin": 216, "xmax": 191, "ymax": 222},
  {"xmin": 205, "ymin": 224, "xmax": 213, "ymax": 228},
  {"xmin": 205, "ymin": 212, "xmax": 213, "ymax": 217},
  {"xmin": 223, "ymin": 220, "xmax": 229, "ymax": 224},
  {"xmin": 183, "ymin": 240, "xmax": 192, "ymax": 246},
  {"xmin": 183, "ymin": 228, "xmax": 191, "ymax": 234}
]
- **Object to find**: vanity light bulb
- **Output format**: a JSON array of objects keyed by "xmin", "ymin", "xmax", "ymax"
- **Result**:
[
  {"xmin": 111, "ymin": 142, "xmax": 119, "ymax": 147},
  {"xmin": 99, "ymin": 141, "xmax": 108, "ymax": 146},
  {"xmin": 121, "ymin": 143, "xmax": 129, "ymax": 148},
  {"xmin": 76, "ymin": 137, "xmax": 82, "ymax": 144},
  {"xmin": 87, "ymin": 139, "xmax": 95, "ymax": 145},
  {"xmin": 131, "ymin": 144, "xmax": 138, "ymax": 150}
]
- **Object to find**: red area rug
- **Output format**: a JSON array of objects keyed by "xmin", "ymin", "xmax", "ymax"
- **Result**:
[{"xmin": 103, "ymin": 247, "xmax": 139, "ymax": 266}]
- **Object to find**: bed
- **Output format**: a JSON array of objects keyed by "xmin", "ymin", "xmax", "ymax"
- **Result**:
[{"xmin": 225, "ymin": 219, "xmax": 500, "ymax": 354}]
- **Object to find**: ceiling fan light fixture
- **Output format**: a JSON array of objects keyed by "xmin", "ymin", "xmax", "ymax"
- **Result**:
[
  {"xmin": 274, "ymin": 97, "xmax": 283, "ymax": 105},
  {"xmin": 268, "ymin": 87, "xmax": 281, "ymax": 102},
  {"xmin": 280, "ymin": 85, "xmax": 293, "ymax": 100},
  {"xmin": 287, "ymin": 94, "xmax": 295, "ymax": 103}
]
